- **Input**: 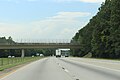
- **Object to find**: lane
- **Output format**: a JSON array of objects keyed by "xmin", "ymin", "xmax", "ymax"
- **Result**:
[
  {"xmin": 55, "ymin": 57, "xmax": 120, "ymax": 80},
  {"xmin": 0, "ymin": 58, "xmax": 73, "ymax": 80},
  {"xmin": 0, "ymin": 57, "xmax": 120, "ymax": 80}
]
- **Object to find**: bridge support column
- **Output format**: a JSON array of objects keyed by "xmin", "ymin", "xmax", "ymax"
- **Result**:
[{"xmin": 21, "ymin": 49, "xmax": 25, "ymax": 58}]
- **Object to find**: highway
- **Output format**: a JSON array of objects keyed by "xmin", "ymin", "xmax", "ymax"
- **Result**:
[{"xmin": 0, "ymin": 57, "xmax": 120, "ymax": 80}]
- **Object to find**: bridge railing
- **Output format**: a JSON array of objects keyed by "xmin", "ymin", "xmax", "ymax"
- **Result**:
[
  {"xmin": 0, "ymin": 42, "xmax": 81, "ymax": 46},
  {"xmin": 15, "ymin": 39, "xmax": 71, "ymax": 43},
  {"xmin": 0, "ymin": 43, "xmax": 80, "ymax": 45},
  {"xmin": 0, "ymin": 39, "xmax": 81, "ymax": 45}
]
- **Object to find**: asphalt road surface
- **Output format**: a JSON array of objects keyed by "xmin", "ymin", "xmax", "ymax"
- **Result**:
[{"xmin": 0, "ymin": 57, "xmax": 120, "ymax": 80}]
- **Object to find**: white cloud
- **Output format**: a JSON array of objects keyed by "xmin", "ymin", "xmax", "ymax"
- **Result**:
[
  {"xmin": 31, "ymin": 12, "xmax": 90, "ymax": 39},
  {"xmin": 48, "ymin": 12, "xmax": 90, "ymax": 19},
  {"xmin": 0, "ymin": 23, "xmax": 29, "ymax": 38},
  {"xmin": 0, "ymin": 12, "xmax": 90, "ymax": 41}
]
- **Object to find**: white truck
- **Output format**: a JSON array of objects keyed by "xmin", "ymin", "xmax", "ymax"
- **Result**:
[{"xmin": 56, "ymin": 49, "xmax": 61, "ymax": 57}]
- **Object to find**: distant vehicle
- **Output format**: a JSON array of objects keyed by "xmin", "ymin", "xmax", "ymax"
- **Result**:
[
  {"xmin": 56, "ymin": 49, "xmax": 70, "ymax": 57},
  {"xmin": 8, "ymin": 55, "xmax": 12, "ymax": 58},
  {"xmin": 36, "ymin": 53, "xmax": 40, "ymax": 56},
  {"xmin": 60, "ymin": 49, "xmax": 70, "ymax": 57},
  {"xmin": 32, "ymin": 55, "xmax": 34, "ymax": 57},
  {"xmin": 40, "ymin": 54, "xmax": 44, "ymax": 57},
  {"xmin": 65, "ymin": 53, "xmax": 69, "ymax": 57},
  {"xmin": 56, "ymin": 49, "xmax": 61, "ymax": 57}
]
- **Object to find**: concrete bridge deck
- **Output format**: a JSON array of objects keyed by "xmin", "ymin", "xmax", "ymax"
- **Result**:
[{"xmin": 0, "ymin": 43, "xmax": 81, "ymax": 49}]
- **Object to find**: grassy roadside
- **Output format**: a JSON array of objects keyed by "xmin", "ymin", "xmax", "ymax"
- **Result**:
[{"xmin": 0, "ymin": 57, "xmax": 43, "ymax": 71}]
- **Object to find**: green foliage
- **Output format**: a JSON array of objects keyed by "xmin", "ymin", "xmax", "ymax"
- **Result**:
[
  {"xmin": 0, "ymin": 37, "xmax": 17, "ymax": 58},
  {"xmin": 71, "ymin": 0, "xmax": 120, "ymax": 59},
  {"xmin": 25, "ymin": 49, "xmax": 55, "ymax": 56}
]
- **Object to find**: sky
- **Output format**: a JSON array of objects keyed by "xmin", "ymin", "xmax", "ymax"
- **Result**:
[{"xmin": 0, "ymin": 0, "xmax": 105, "ymax": 41}]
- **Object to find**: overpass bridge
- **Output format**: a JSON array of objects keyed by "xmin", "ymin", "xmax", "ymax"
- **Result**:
[
  {"xmin": 0, "ymin": 43, "xmax": 81, "ymax": 49},
  {"xmin": 0, "ymin": 40, "xmax": 81, "ymax": 57}
]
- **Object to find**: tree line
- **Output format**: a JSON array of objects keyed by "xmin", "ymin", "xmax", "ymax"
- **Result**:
[{"xmin": 71, "ymin": 0, "xmax": 120, "ymax": 59}]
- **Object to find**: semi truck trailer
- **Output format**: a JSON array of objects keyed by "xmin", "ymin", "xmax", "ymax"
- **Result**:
[{"xmin": 56, "ymin": 49, "xmax": 61, "ymax": 57}]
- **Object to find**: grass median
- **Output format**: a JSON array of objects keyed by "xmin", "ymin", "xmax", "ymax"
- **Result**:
[{"xmin": 0, "ymin": 57, "xmax": 43, "ymax": 71}]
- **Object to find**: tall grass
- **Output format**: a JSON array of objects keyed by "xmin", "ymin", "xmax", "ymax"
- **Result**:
[{"xmin": 0, "ymin": 57, "xmax": 42, "ymax": 71}]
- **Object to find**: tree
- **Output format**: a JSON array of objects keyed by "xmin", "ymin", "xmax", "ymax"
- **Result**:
[
  {"xmin": 71, "ymin": 0, "xmax": 120, "ymax": 58},
  {"xmin": 108, "ymin": 0, "xmax": 120, "ymax": 58}
]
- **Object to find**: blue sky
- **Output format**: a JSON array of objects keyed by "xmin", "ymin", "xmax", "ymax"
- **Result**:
[{"xmin": 0, "ymin": 0, "xmax": 105, "ymax": 41}]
